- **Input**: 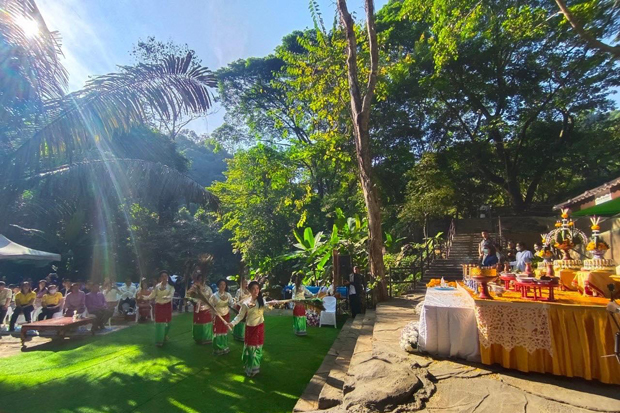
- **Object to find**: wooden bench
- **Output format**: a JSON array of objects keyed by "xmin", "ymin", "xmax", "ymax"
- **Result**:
[{"xmin": 20, "ymin": 316, "xmax": 95, "ymax": 346}]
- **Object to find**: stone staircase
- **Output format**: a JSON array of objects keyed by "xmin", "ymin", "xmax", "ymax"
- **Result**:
[
  {"xmin": 293, "ymin": 311, "xmax": 376, "ymax": 412},
  {"xmin": 425, "ymin": 233, "xmax": 479, "ymax": 281},
  {"xmin": 425, "ymin": 218, "xmax": 499, "ymax": 281}
]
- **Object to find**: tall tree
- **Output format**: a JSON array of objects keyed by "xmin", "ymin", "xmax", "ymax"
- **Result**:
[
  {"xmin": 394, "ymin": 0, "xmax": 619, "ymax": 212},
  {"xmin": 131, "ymin": 36, "xmax": 212, "ymax": 140},
  {"xmin": 336, "ymin": 0, "xmax": 387, "ymax": 300}
]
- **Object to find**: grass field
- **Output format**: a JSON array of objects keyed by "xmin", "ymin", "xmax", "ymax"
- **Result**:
[{"xmin": 0, "ymin": 313, "xmax": 343, "ymax": 413}]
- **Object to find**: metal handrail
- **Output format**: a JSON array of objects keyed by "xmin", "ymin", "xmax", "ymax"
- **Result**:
[{"xmin": 446, "ymin": 218, "xmax": 456, "ymax": 258}]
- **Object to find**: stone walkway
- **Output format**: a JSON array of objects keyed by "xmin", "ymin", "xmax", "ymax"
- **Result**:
[{"xmin": 303, "ymin": 294, "xmax": 620, "ymax": 413}]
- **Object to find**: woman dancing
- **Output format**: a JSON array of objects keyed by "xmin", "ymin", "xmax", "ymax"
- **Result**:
[
  {"xmin": 292, "ymin": 273, "xmax": 314, "ymax": 336},
  {"xmin": 189, "ymin": 275, "xmax": 213, "ymax": 345},
  {"xmin": 229, "ymin": 281, "xmax": 270, "ymax": 377},
  {"xmin": 210, "ymin": 279, "xmax": 234, "ymax": 355},
  {"xmin": 233, "ymin": 277, "xmax": 251, "ymax": 341},
  {"xmin": 146, "ymin": 271, "xmax": 175, "ymax": 347}
]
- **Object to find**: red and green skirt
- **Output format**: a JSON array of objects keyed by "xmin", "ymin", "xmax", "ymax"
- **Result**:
[
  {"xmin": 192, "ymin": 309, "xmax": 213, "ymax": 344},
  {"xmin": 233, "ymin": 305, "xmax": 245, "ymax": 341},
  {"xmin": 213, "ymin": 313, "xmax": 230, "ymax": 355},
  {"xmin": 293, "ymin": 303, "xmax": 307, "ymax": 336},
  {"xmin": 154, "ymin": 302, "xmax": 172, "ymax": 345},
  {"xmin": 242, "ymin": 323, "xmax": 264, "ymax": 376}
]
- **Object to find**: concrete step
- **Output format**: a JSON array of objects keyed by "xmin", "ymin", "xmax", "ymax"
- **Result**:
[
  {"xmin": 294, "ymin": 317, "xmax": 359, "ymax": 412},
  {"xmin": 294, "ymin": 311, "xmax": 376, "ymax": 412},
  {"xmin": 318, "ymin": 311, "xmax": 375, "ymax": 410}
]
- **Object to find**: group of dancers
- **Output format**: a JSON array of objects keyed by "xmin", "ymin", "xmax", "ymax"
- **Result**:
[{"xmin": 149, "ymin": 273, "xmax": 314, "ymax": 378}]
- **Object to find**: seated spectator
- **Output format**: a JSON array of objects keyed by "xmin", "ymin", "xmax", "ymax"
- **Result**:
[
  {"xmin": 102, "ymin": 278, "xmax": 120, "ymax": 312},
  {"xmin": 39, "ymin": 285, "xmax": 64, "ymax": 320},
  {"xmin": 60, "ymin": 279, "xmax": 72, "ymax": 296},
  {"xmin": 34, "ymin": 279, "xmax": 48, "ymax": 308},
  {"xmin": 45, "ymin": 272, "xmax": 60, "ymax": 288},
  {"xmin": 86, "ymin": 284, "xmax": 112, "ymax": 331},
  {"xmin": 136, "ymin": 278, "xmax": 153, "ymax": 322},
  {"xmin": 9, "ymin": 282, "xmax": 36, "ymax": 331},
  {"xmin": 10, "ymin": 284, "xmax": 19, "ymax": 306},
  {"xmin": 0, "ymin": 281, "xmax": 12, "ymax": 327},
  {"xmin": 482, "ymin": 245, "xmax": 499, "ymax": 267},
  {"xmin": 118, "ymin": 277, "xmax": 137, "ymax": 315},
  {"xmin": 64, "ymin": 283, "xmax": 86, "ymax": 317}
]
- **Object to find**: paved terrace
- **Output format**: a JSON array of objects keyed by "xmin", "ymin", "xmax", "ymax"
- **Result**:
[{"xmin": 298, "ymin": 294, "xmax": 620, "ymax": 413}]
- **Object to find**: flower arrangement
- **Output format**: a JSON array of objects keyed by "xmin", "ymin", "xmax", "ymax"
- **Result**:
[
  {"xmin": 426, "ymin": 278, "xmax": 457, "ymax": 288},
  {"xmin": 536, "ymin": 249, "xmax": 554, "ymax": 259},
  {"xmin": 586, "ymin": 241, "xmax": 609, "ymax": 251},
  {"xmin": 400, "ymin": 321, "xmax": 420, "ymax": 353},
  {"xmin": 306, "ymin": 310, "xmax": 319, "ymax": 327}
]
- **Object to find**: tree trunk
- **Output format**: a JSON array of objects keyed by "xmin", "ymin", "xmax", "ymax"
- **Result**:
[{"xmin": 337, "ymin": 0, "xmax": 388, "ymax": 301}]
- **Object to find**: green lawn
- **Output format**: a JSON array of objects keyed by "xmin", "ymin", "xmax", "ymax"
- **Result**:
[{"xmin": 0, "ymin": 313, "xmax": 343, "ymax": 413}]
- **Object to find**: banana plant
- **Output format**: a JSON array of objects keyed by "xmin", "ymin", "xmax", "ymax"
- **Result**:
[{"xmin": 282, "ymin": 227, "xmax": 334, "ymax": 283}]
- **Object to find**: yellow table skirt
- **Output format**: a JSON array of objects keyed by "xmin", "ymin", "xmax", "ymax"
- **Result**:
[{"xmin": 480, "ymin": 305, "xmax": 620, "ymax": 385}]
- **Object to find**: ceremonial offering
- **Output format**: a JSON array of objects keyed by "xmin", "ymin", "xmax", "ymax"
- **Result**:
[
  {"xmin": 583, "ymin": 259, "xmax": 616, "ymax": 271},
  {"xmin": 543, "ymin": 209, "xmax": 587, "ymax": 261},
  {"xmin": 516, "ymin": 276, "xmax": 536, "ymax": 283},
  {"xmin": 553, "ymin": 259, "xmax": 582, "ymax": 270},
  {"xmin": 587, "ymin": 217, "xmax": 609, "ymax": 259},
  {"xmin": 427, "ymin": 278, "xmax": 457, "ymax": 288},
  {"xmin": 471, "ymin": 267, "xmax": 497, "ymax": 300}
]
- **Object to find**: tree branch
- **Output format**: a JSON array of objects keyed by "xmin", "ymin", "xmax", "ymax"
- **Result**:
[{"xmin": 555, "ymin": 0, "xmax": 620, "ymax": 59}]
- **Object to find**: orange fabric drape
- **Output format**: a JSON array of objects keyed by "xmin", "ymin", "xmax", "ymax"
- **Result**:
[{"xmin": 480, "ymin": 305, "xmax": 620, "ymax": 385}]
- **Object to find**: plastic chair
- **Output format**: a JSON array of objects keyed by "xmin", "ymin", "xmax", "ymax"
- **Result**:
[
  {"xmin": 135, "ymin": 304, "xmax": 154, "ymax": 322},
  {"xmin": 319, "ymin": 296, "xmax": 337, "ymax": 328},
  {"xmin": 3, "ymin": 306, "xmax": 13, "ymax": 327}
]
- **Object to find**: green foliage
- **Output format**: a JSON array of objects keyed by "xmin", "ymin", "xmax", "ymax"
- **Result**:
[
  {"xmin": 209, "ymin": 144, "xmax": 307, "ymax": 266},
  {"xmin": 380, "ymin": 0, "xmax": 620, "ymax": 212}
]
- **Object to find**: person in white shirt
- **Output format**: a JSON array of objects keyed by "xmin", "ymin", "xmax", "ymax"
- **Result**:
[
  {"xmin": 117, "ymin": 278, "xmax": 137, "ymax": 315},
  {"xmin": 0, "ymin": 282, "xmax": 12, "ymax": 327},
  {"xmin": 187, "ymin": 275, "xmax": 213, "ymax": 345},
  {"xmin": 510, "ymin": 242, "xmax": 534, "ymax": 272},
  {"xmin": 233, "ymin": 277, "xmax": 251, "ymax": 342},
  {"xmin": 145, "ymin": 271, "xmax": 175, "ymax": 347},
  {"xmin": 209, "ymin": 279, "xmax": 234, "ymax": 355},
  {"xmin": 228, "ymin": 281, "xmax": 272, "ymax": 377}
]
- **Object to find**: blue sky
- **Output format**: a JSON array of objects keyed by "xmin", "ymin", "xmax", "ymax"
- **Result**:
[{"xmin": 38, "ymin": 0, "xmax": 388, "ymax": 135}]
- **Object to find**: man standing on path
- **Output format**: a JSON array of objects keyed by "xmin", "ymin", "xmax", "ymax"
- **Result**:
[
  {"xmin": 478, "ymin": 231, "xmax": 495, "ymax": 261},
  {"xmin": 345, "ymin": 266, "xmax": 364, "ymax": 318}
]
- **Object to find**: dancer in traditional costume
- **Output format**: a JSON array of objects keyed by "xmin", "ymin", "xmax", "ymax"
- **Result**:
[
  {"xmin": 229, "ymin": 281, "xmax": 270, "ymax": 377},
  {"xmin": 233, "ymin": 277, "xmax": 250, "ymax": 341},
  {"xmin": 292, "ymin": 273, "xmax": 314, "ymax": 336},
  {"xmin": 210, "ymin": 279, "xmax": 234, "ymax": 355},
  {"xmin": 146, "ymin": 271, "xmax": 175, "ymax": 347},
  {"xmin": 188, "ymin": 275, "xmax": 213, "ymax": 345}
]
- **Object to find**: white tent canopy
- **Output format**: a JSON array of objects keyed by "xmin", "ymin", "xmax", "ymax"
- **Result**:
[{"xmin": 0, "ymin": 234, "xmax": 61, "ymax": 262}]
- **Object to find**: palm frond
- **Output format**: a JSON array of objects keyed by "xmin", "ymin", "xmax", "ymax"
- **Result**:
[
  {"xmin": 0, "ymin": 0, "xmax": 68, "ymax": 107},
  {"xmin": 4, "ymin": 53, "xmax": 216, "ymax": 178}
]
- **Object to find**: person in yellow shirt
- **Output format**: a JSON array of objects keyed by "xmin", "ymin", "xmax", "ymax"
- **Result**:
[
  {"xmin": 228, "ymin": 281, "xmax": 272, "ymax": 377},
  {"xmin": 9, "ymin": 282, "xmax": 36, "ymax": 331},
  {"xmin": 39, "ymin": 285, "xmax": 64, "ymax": 320}
]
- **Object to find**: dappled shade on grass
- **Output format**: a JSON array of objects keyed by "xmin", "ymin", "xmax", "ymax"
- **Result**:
[{"xmin": 0, "ymin": 313, "xmax": 343, "ymax": 413}]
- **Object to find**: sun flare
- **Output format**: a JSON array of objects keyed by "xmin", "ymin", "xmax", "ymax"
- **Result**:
[{"xmin": 14, "ymin": 15, "xmax": 40, "ymax": 38}]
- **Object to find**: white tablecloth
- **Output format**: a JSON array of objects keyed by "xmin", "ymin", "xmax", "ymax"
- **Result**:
[{"xmin": 418, "ymin": 287, "xmax": 480, "ymax": 361}]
